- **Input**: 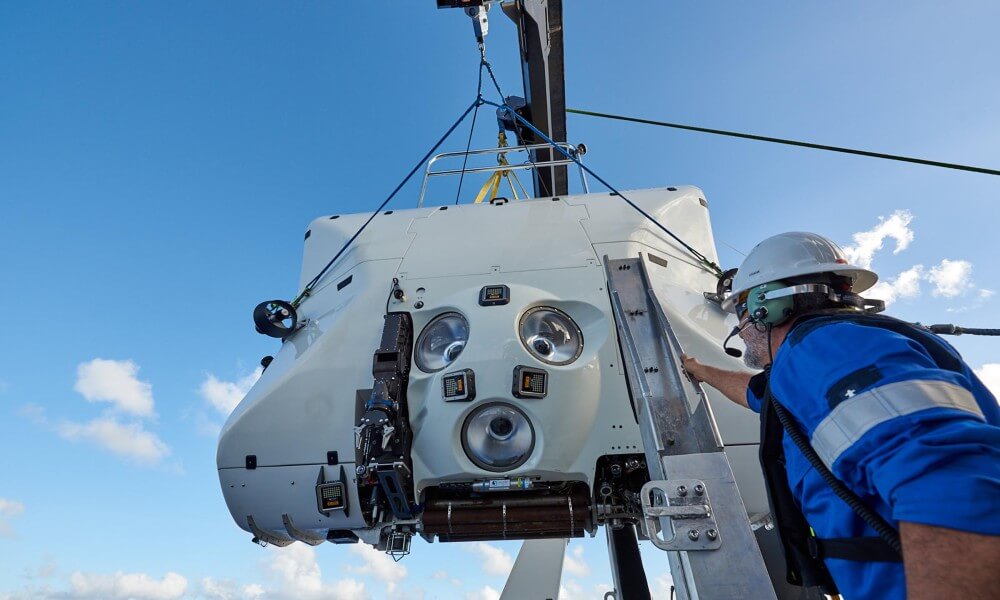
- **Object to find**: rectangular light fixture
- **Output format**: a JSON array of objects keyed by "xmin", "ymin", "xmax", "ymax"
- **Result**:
[
  {"xmin": 443, "ymin": 369, "xmax": 476, "ymax": 402},
  {"xmin": 316, "ymin": 482, "xmax": 347, "ymax": 512},
  {"xmin": 513, "ymin": 365, "xmax": 547, "ymax": 399}
]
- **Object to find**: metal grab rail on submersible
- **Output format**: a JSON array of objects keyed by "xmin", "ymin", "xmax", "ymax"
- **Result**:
[{"xmin": 417, "ymin": 142, "xmax": 590, "ymax": 207}]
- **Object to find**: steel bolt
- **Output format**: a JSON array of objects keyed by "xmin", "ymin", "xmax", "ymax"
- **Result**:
[
  {"xmin": 677, "ymin": 485, "xmax": 688, "ymax": 496},
  {"xmin": 688, "ymin": 529, "xmax": 700, "ymax": 541},
  {"xmin": 694, "ymin": 484, "xmax": 705, "ymax": 496},
  {"xmin": 356, "ymin": 465, "xmax": 367, "ymax": 476},
  {"xmin": 706, "ymin": 529, "xmax": 718, "ymax": 541}
]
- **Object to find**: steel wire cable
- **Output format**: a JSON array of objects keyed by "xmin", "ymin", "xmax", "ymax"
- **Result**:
[
  {"xmin": 567, "ymin": 108, "xmax": 1000, "ymax": 177},
  {"xmin": 482, "ymin": 98, "xmax": 724, "ymax": 276},
  {"xmin": 292, "ymin": 100, "xmax": 480, "ymax": 307},
  {"xmin": 455, "ymin": 61, "xmax": 487, "ymax": 205}
]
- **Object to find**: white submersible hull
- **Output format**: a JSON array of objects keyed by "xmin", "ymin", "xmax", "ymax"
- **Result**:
[{"xmin": 217, "ymin": 187, "xmax": 768, "ymax": 552}]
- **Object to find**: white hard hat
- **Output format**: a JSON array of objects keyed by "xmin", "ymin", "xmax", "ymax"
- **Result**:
[{"xmin": 720, "ymin": 232, "xmax": 878, "ymax": 313}]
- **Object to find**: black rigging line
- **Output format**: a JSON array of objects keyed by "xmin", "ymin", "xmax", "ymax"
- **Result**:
[
  {"xmin": 486, "ymin": 99, "xmax": 724, "ymax": 275},
  {"xmin": 455, "ymin": 61, "xmax": 486, "ymax": 205},
  {"xmin": 291, "ymin": 100, "xmax": 480, "ymax": 307},
  {"xmin": 567, "ymin": 108, "xmax": 1000, "ymax": 177}
]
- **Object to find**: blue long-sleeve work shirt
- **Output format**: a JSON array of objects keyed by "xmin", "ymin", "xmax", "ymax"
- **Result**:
[{"xmin": 746, "ymin": 317, "xmax": 1000, "ymax": 599}]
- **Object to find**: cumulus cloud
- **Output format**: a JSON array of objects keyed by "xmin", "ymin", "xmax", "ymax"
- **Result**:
[
  {"xmin": 927, "ymin": 259, "xmax": 975, "ymax": 297},
  {"xmin": 7, "ymin": 547, "xmax": 370, "ymax": 600},
  {"xmin": 74, "ymin": 359, "xmax": 155, "ymax": 417},
  {"xmin": 464, "ymin": 585, "xmax": 501, "ymax": 600},
  {"xmin": 0, "ymin": 497, "xmax": 25, "ymax": 537},
  {"xmin": 563, "ymin": 545, "xmax": 590, "ymax": 578},
  {"xmin": 469, "ymin": 543, "xmax": 514, "ymax": 577},
  {"xmin": 346, "ymin": 544, "xmax": 408, "ymax": 593},
  {"xmin": 866, "ymin": 265, "xmax": 924, "ymax": 307},
  {"xmin": 200, "ymin": 577, "xmax": 266, "ymax": 600},
  {"xmin": 651, "ymin": 573, "xmax": 675, "ymax": 600},
  {"xmin": 974, "ymin": 364, "xmax": 1000, "ymax": 399},
  {"xmin": 842, "ymin": 209, "xmax": 914, "ymax": 269},
  {"xmin": 56, "ymin": 418, "xmax": 170, "ymax": 465},
  {"xmin": 200, "ymin": 368, "xmax": 262, "ymax": 416},
  {"xmin": 266, "ymin": 544, "xmax": 368, "ymax": 600},
  {"xmin": 68, "ymin": 570, "xmax": 187, "ymax": 600},
  {"xmin": 432, "ymin": 570, "xmax": 462, "ymax": 587},
  {"xmin": 31, "ymin": 358, "xmax": 174, "ymax": 467},
  {"xmin": 842, "ymin": 213, "xmax": 990, "ymax": 310}
]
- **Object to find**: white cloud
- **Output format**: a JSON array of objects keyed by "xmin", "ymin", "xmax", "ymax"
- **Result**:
[
  {"xmin": 945, "ymin": 287, "xmax": 995, "ymax": 313},
  {"xmin": 347, "ymin": 543, "xmax": 408, "ymax": 592},
  {"xmin": 563, "ymin": 545, "xmax": 590, "ymax": 578},
  {"xmin": 200, "ymin": 368, "xmax": 262, "ymax": 416},
  {"xmin": 19, "ymin": 403, "xmax": 48, "ymax": 425},
  {"xmin": 839, "ymin": 211, "xmax": 990, "ymax": 311},
  {"xmin": 0, "ymin": 497, "xmax": 25, "ymax": 538},
  {"xmin": 68, "ymin": 570, "xmax": 187, "ymax": 600},
  {"xmin": 974, "ymin": 364, "xmax": 1000, "ymax": 400},
  {"xmin": 651, "ymin": 573, "xmax": 675, "ymax": 600},
  {"xmin": 432, "ymin": 570, "xmax": 462, "ymax": 587},
  {"xmin": 200, "ymin": 577, "xmax": 267, "ymax": 600},
  {"xmin": 74, "ymin": 359, "xmax": 155, "ymax": 417},
  {"xmin": 866, "ymin": 265, "xmax": 923, "ymax": 306},
  {"xmin": 559, "ymin": 581, "xmax": 579, "ymax": 599},
  {"xmin": 464, "ymin": 585, "xmax": 501, "ymax": 600},
  {"xmin": 842, "ymin": 209, "xmax": 914, "ymax": 269},
  {"xmin": 469, "ymin": 543, "xmax": 514, "ymax": 577},
  {"xmin": 57, "ymin": 418, "xmax": 170, "ymax": 465},
  {"xmin": 266, "ymin": 544, "xmax": 368, "ymax": 600},
  {"xmin": 928, "ymin": 259, "xmax": 975, "ymax": 298}
]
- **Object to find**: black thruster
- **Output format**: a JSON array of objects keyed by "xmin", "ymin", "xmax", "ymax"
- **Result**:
[{"xmin": 253, "ymin": 300, "xmax": 298, "ymax": 338}]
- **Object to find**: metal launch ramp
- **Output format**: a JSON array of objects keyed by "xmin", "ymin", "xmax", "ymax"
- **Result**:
[{"xmin": 606, "ymin": 256, "xmax": 776, "ymax": 600}]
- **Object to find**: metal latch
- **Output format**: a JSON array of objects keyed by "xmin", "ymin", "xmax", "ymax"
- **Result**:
[{"xmin": 640, "ymin": 479, "xmax": 722, "ymax": 551}]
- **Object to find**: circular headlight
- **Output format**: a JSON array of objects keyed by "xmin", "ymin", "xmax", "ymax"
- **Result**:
[
  {"xmin": 518, "ymin": 307, "xmax": 583, "ymax": 365},
  {"xmin": 414, "ymin": 312, "xmax": 469, "ymax": 373},
  {"xmin": 462, "ymin": 403, "xmax": 535, "ymax": 472}
]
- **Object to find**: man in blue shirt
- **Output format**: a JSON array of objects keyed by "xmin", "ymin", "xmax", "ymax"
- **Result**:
[{"xmin": 682, "ymin": 231, "xmax": 999, "ymax": 599}]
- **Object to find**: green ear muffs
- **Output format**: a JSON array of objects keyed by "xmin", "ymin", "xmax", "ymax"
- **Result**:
[{"xmin": 746, "ymin": 281, "xmax": 796, "ymax": 326}]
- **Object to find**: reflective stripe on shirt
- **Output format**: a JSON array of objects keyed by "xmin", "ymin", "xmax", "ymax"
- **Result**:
[{"xmin": 811, "ymin": 379, "xmax": 985, "ymax": 469}]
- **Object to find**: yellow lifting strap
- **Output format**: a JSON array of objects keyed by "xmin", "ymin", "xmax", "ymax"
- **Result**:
[{"xmin": 474, "ymin": 131, "xmax": 521, "ymax": 203}]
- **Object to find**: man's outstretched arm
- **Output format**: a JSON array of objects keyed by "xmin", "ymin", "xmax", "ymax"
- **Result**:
[
  {"xmin": 680, "ymin": 355, "xmax": 753, "ymax": 408},
  {"xmin": 902, "ymin": 521, "xmax": 1000, "ymax": 600}
]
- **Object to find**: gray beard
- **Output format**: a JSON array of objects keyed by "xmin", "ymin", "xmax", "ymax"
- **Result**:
[
  {"xmin": 741, "ymin": 331, "xmax": 771, "ymax": 369},
  {"xmin": 743, "ymin": 346, "xmax": 767, "ymax": 370}
]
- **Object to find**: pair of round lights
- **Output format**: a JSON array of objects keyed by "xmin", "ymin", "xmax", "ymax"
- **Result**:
[{"xmin": 413, "ymin": 307, "xmax": 583, "ymax": 373}]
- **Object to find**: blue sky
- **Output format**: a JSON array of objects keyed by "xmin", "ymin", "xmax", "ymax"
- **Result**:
[{"xmin": 1, "ymin": 2, "xmax": 998, "ymax": 599}]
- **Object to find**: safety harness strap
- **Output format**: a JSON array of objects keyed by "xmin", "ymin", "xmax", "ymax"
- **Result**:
[
  {"xmin": 761, "ymin": 312, "xmax": 972, "ymax": 589},
  {"xmin": 809, "ymin": 536, "xmax": 903, "ymax": 563},
  {"xmin": 760, "ymin": 379, "xmax": 841, "ymax": 593}
]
